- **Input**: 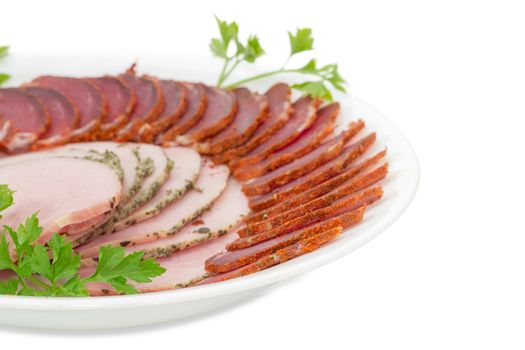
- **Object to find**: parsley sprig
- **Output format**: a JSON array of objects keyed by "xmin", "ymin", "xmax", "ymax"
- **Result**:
[
  {"xmin": 0, "ymin": 46, "xmax": 10, "ymax": 86},
  {"xmin": 211, "ymin": 18, "xmax": 346, "ymax": 101},
  {"xmin": 0, "ymin": 184, "xmax": 165, "ymax": 296}
]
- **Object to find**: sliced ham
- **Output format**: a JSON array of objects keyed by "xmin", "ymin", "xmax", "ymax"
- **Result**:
[
  {"xmin": 156, "ymin": 82, "xmax": 207, "ymax": 143},
  {"xmin": 124, "ymin": 179, "xmax": 249, "ymax": 259},
  {"xmin": 88, "ymin": 76, "xmax": 136, "ymax": 139},
  {"xmin": 197, "ymin": 88, "xmax": 267, "ymax": 155},
  {"xmin": 112, "ymin": 147, "xmax": 201, "ymax": 230},
  {"xmin": 0, "ymin": 88, "xmax": 49, "ymax": 152},
  {"xmin": 0, "ymin": 157, "xmax": 122, "ymax": 243},
  {"xmin": 176, "ymin": 86, "xmax": 237, "ymax": 144},
  {"xmin": 234, "ymin": 102, "xmax": 342, "ymax": 181},
  {"xmin": 31, "ymin": 76, "xmax": 107, "ymax": 142},
  {"xmin": 78, "ymin": 161, "xmax": 229, "ymax": 260},
  {"xmin": 230, "ymin": 96, "xmax": 320, "ymax": 171}
]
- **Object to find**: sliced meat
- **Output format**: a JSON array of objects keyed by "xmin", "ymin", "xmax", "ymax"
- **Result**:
[
  {"xmin": 124, "ymin": 179, "xmax": 249, "ymax": 259},
  {"xmin": 31, "ymin": 76, "xmax": 107, "ymax": 142},
  {"xmin": 112, "ymin": 147, "xmax": 201, "ymax": 230},
  {"xmin": 0, "ymin": 156, "xmax": 122, "ymax": 243},
  {"xmin": 234, "ymin": 103, "xmax": 343, "ymax": 181},
  {"xmin": 88, "ymin": 76, "xmax": 136, "ymax": 139},
  {"xmin": 206, "ymin": 209, "xmax": 364, "ymax": 274},
  {"xmin": 156, "ymin": 83, "xmax": 207, "ymax": 143},
  {"xmin": 0, "ymin": 88, "xmax": 49, "ymax": 152},
  {"xmin": 197, "ymin": 88, "xmax": 267, "ymax": 155},
  {"xmin": 230, "ymin": 96, "xmax": 320, "ymax": 171},
  {"xmin": 114, "ymin": 73, "xmax": 165, "ymax": 142},
  {"xmin": 249, "ymin": 149, "xmax": 387, "ymax": 212},
  {"xmin": 242, "ymin": 132, "xmax": 376, "ymax": 197},
  {"xmin": 176, "ymin": 86, "xmax": 237, "ymax": 144},
  {"xmin": 77, "ymin": 161, "xmax": 229, "ymax": 260}
]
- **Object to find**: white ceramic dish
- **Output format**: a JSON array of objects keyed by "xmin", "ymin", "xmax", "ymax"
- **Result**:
[{"xmin": 0, "ymin": 52, "xmax": 419, "ymax": 330}]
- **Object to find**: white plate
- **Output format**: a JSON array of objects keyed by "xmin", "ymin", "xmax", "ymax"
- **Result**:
[{"xmin": 0, "ymin": 52, "xmax": 419, "ymax": 330}]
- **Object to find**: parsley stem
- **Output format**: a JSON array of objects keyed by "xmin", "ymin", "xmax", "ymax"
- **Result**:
[
  {"xmin": 224, "ymin": 68, "xmax": 325, "ymax": 89},
  {"xmin": 27, "ymin": 276, "xmax": 52, "ymax": 291},
  {"xmin": 217, "ymin": 58, "xmax": 231, "ymax": 86}
]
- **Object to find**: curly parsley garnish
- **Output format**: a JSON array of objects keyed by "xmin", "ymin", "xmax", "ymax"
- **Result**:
[{"xmin": 0, "ymin": 46, "xmax": 10, "ymax": 86}]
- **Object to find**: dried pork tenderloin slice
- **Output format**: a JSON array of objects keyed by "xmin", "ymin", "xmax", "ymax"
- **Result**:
[
  {"xmin": 112, "ymin": 147, "xmax": 201, "ymax": 230},
  {"xmin": 114, "ymin": 73, "xmax": 164, "ymax": 142},
  {"xmin": 206, "ymin": 208, "xmax": 365, "ymax": 274},
  {"xmin": 85, "ymin": 232, "xmax": 239, "ymax": 295},
  {"xmin": 231, "ymin": 96, "xmax": 320, "ymax": 171},
  {"xmin": 214, "ymin": 83, "xmax": 292, "ymax": 164},
  {"xmin": 242, "ymin": 132, "xmax": 376, "ymax": 197},
  {"xmin": 157, "ymin": 83, "xmax": 207, "ymax": 143},
  {"xmin": 23, "ymin": 87, "xmax": 80, "ymax": 150},
  {"xmin": 78, "ymin": 161, "xmax": 229, "ymax": 260},
  {"xmin": 176, "ymin": 86, "xmax": 237, "ymax": 144},
  {"xmin": 124, "ymin": 179, "xmax": 249, "ymax": 260},
  {"xmin": 197, "ymin": 88, "xmax": 267, "ymax": 155},
  {"xmin": 31, "ymin": 76, "xmax": 107, "ymax": 142},
  {"xmin": 0, "ymin": 88, "xmax": 49, "ymax": 152},
  {"xmin": 88, "ymin": 76, "xmax": 136, "ymax": 139},
  {"xmin": 249, "ymin": 149, "xmax": 387, "ymax": 212},
  {"xmin": 0, "ymin": 157, "xmax": 122, "ymax": 243},
  {"xmin": 235, "ymin": 103, "xmax": 344, "ymax": 181}
]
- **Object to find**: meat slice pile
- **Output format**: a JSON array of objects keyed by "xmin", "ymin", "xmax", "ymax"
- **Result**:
[{"xmin": 0, "ymin": 66, "xmax": 389, "ymax": 294}]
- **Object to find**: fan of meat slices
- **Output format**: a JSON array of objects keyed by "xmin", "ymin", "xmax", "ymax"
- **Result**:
[{"xmin": 0, "ymin": 67, "xmax": 388, "ymax": 295}]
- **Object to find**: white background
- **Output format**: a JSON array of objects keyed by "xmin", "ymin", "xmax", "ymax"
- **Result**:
[{"xmin": 1, "ymin": 0, "xmax": 524, "ymax": 348}]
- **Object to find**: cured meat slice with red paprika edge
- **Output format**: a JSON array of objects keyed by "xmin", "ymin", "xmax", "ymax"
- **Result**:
[
  {"xmin": 88, "ymin": 76, "xmax": 136, "ymax": 139},
  {"xmin": 199, "ymin": 227, "xmax": 344, "ymax": 285},
  {"xmin": 230, "ymin": 96, "xmax": 320, "ymax": 171},
  {"xmin": 206, "ymin": 208, "xmax": 364, "ymax": 274},
  {"xmin": 214, "ymin": 83, "xmax": 292, "ymax": 164},
  {"xmin": 248, "ymin": 149, "xmax": 387, "ymax": 212},
  {"xmin": 176, "ymin": 86, "xmax": 237, "ymax": 144},
  {"xmin": 31, "ymin": 76, "xmax": 107, "ymax": 142},
  {"xmin": 196, "ymin": 88, "xmax": 267, "ymax": 155},
  {"xmin": 156, "ymin": 83, "xmax": 207, "ymax": 144},
  {"xmin": 235, "ymin": 103, "xmax": 344, "ymax": 181},
  {"xmin": 23, "ymin": 87, "xmax": 80, "ymax": 150},
  {"xmin": 114, "ymin": 72, "xmax": 165, "ymax": 142},
  {"xmin": 0, "ymin": 88, "xmax": 49, "ymax": 152},
  {"xmin": 242, "ymin": 130, "xmax": 376, "ymax": 197}
]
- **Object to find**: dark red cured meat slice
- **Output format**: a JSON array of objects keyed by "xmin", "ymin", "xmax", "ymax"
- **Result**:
[
  {"xmin": 176, "ymin": 86, "xmax": 237, "ymax": 144},
  {"xmin": 156, "ymin": 82, "xmax": 207, "ymax": 144},
  {"xmin": 213, "ymin": 83, "xmax": 292, "ymax": 164},
  {"xmin": 31, "ymin": 76, "xmax": 107, "ymax": 142},
  {"xmin": 241, "ymin": 130, "xmax": 375, "ymax": 197},
  {"xmin": 248, "ymin": 149, "xmax": 386, "ymax": 212},
  {"xmin": 206, "ymin": 208, "xmax": 365, "ymax": 274},
  {"xmin": 114, "ymin": 73, "xmax": 164, "ymax": 142},
  {"xmin": 23, "ymin": 87, "xmax": 80, "ymax": 150},
  {"xmin": 197, "ymin": 88, "xmax": 268, "ymax": 155},
  {"xmin": 88, "ymin": 76, "xmax": 136, "ymax": 140},
  {"xmin": 234, "ymin": 102, "xmax": 342, "ymax": 181},
  {"xmin": 230, "ymin": 96, "xmax": 320, "ymax": 171},
  {"xmin": 0, "ymin": 88, "xmax": 49, "ymax": 152}
]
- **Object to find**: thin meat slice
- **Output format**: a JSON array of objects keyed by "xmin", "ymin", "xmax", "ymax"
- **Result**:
[
  {"xmin": 214, "ymin": 83, "xmax": 292, "ymax": 164},
  {"xmin": 248, "ymin": 149, "xmax": 386, "ymax": 212},
  {"xmin": 176, "ymin": 86, "xmax": 237, "ymax": 144},
  {"xmin": 31, "ymin": 76, "xmax": 107, "ymax": 142},
  {"xmin": 197, "ymin": 88, "xmax": 267, "ymax": 155},
  {"xmin": 0, "ymin": 88, "xmax": 49, "ymax": 152},
  {"xmin": 234, "ymin": 103, "xmax": 344, "ymax": 181},
  {"xmin": 88, "ymin": 76, "xmax": 136, "ymax": 139},
  {"xmin": 156, "ymin": 83, "xmax": 207, "ymax": 143},
  {"xmin": 77, "ymin": 161, "xmax": 229, "ymax": 260},
  {"xmin": 242, "ymin": 131, "xmax": 376, "ymax": 197},
  {"xmin": 230, "ymin": 96, "xmax": 320, "ymax": 171},
  {"xmin": 112, "ymin": 147, "xmax": 201, "ymax": 230},
  {"xmin": 124, "ymin": 179, "xmax": 249, "ymax": 260},
  {"xmin": 0, "ymin": 157, "xmax": 121, "ymax": 243},
  {"xmin": 206, "ymin": 208, "xmax": 364, "ymax": 274},
  {"xmin": 199, "ymin": 227, "xmax": 344, "ymax": 285}
]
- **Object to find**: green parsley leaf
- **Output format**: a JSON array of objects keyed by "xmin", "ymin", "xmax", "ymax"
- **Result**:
[
  {"xmin": 210, "ymin": 38, "xmax": 228, "ymax": 59},
  {"xmin": 0, "ymin": 46, "xmax": 8, "ymax": 59},
  {"xmin": 0, "ymin": 278, "xmax": 19, "ymax": 295},
  {"xmin": 244, "ymin": 35, "xmax": 265, "ymax": 63},
  {"xmin": 292, "ymin": 81, "xmax": 333, "ymax": 102},
  {"xmin": 0, "ymin": 184, "xmax": 15, "ymax": 217},
  {"xmin": 288, "ymin": 28, "xmax": 314, "ymax": 56}
]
